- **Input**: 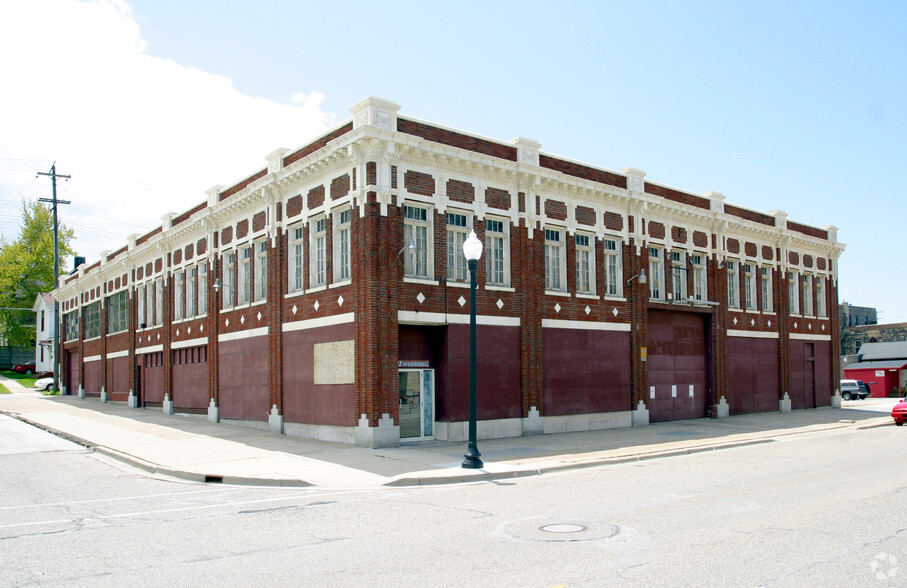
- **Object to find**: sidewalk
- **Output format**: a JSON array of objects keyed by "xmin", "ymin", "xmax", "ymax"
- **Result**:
[{"xmin": 0, "ymin": 377, "xmax": 896, "ymax": 489}]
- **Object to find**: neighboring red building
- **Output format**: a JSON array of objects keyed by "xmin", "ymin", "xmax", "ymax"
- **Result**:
[
  {"xmin": 843, "ymin": 341, "xmax": 907, "ymax": 397},
  {"xmin": 54, "ymin": 97, "xmax": 846, "ymax": 447}
]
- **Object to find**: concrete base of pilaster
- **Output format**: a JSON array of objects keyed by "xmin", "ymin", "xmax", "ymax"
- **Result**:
[
  {"xmin": 61, "ymin": 385, "xmax": 67, "ymax": 396},
  {"xmin": 779, "ymin": 393, "xmax": 792, "ymax": 413},
  {"xmin": 162, "ymin": 393, "xmax": 174, "ymax": 415},
  {"xmin": 100, "ymin": 386, "xmax": 107, "ymax": 403},
  {"xmin": 522, "ymin": 406, "xmax": 543, "ymax": 436},
  {"xmin": 716, "ymin": 396, "xmax": 730, "ymax": 418},
  {"xmin": 268, "ymin": 405, "xmax": 284, "ymax": 434},
  {"xmin": 78, "ymin": 385, "xmax": 85, "ymax": 399},
  {"xmin": 831, "ymin": 392, "xmax": 842, "ymax": 409},
  {"xmin": 355, "ymin": 413, "xmax": 399, "ymax": 448},
  {"xmin": 127, "ymin": 390, "xmax": 139, "ymax": 408},
  {"xmin": 631, "ymin": 400, "xmax": 650, "ymax": 426},
  {"xmin": 207, "ymin": 399, "xmax": 219, "ymax": 422}
]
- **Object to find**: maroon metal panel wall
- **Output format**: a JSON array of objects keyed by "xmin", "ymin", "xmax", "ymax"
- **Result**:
[
  {"xmin": 727, "ymin": 337, "xmax": 779, "ymax": 414},
  {"xmin": 66, "ymin": 351, "xmax": 80, "ymax": 392},
  {"xmin": 83, "ymin": 361, "xmax": 101, "ymax": 395},
  {"xmin": 143, "ymin": 364, "xmax": 164, "ymax": 403},
  {"xmin": 814, "ymin": 340, "xmax": 832, "ymax": 407},
  {"xmin": 218, "ymin": 336, "xmax": 270, "ymax": 421},
  {"xmin": 441, "ymin": 324, "xmax": 521, "ymax": 422},
  {"xmin": 109, "ymin": 356, "xmax": 130, "ymax": 400},
  {"xmin": 173, "ymin": 362, "xmax": 209, "ymax": 409},
  {"xmin": 789, "ymin": 340, "xmax": 829, "ymax": 409},
  {"xmin": 282, "ymin": 322, "xmax": 357, "ymax": 426},
  {"xmin": 647, "ymin": 310, "xmax": 708, "ymax": 422},
  {"xmin": 542, "ymin": 328, "xmax": 631, "ymax": 416}
]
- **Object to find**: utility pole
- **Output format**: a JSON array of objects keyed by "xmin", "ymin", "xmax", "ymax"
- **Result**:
[{"xmin": 38, "ymin": 163, "xmax": 70, "ymax": 394}]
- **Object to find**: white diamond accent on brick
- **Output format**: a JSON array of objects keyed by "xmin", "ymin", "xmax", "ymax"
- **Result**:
[
  {"xmin": 733, "ymin": 317, "xmax": 738, "ymax": 325},
  {"xmin": 612, "ymin": 307, "xmax": 619, "ymax": 317},
  {"xmin": 200, "ymin": 324, "xmax": 204, "ymax": 332},
  {"xmin": 416, "ymin": 292, "xmax": 426, "ymax": 304},
  {"xmin": 292, "ymin": 304, "xmax": 298, "ymax": 315},
  {"xmin": 338, "ymin": 295, "xmax": 344, "ymax": 307},
  {"xmin": 187, "ymin": 326, "xmax": 192, "ymax": 334},
  {"xmin": 821, "ymin": 324, "xmax": 826, "ymax": 331},
  {"xmin": 751, "ymin": 319, "xmax": 755, "ymax": 327},
  {"xmin": 257, "ymin": 312, "xmax": 262, "ymax": 321},
  {"xmin": 585, "ymin": 306, "xmax": 591, "ymax": 315},
  {"xmin": 314, "ymin": 300, "xmax": 320, "ymax": 311},
  {"xmin": 496, "ymin": 299, "xmax": 504, "ymax": 310},
  {"xmin": 157, "ymin": 333, "xmax": 160, "ymax": 341},
  {"xmin": 808, "ymin": 323, "xmax": 812, "ymax": 330},
  {"xmin": 225, "ymin": 318, "xmax": 230, "ymax": 327},
  {"xmin": 794, "ymin": 322, "xmax": 798, "ymax": 329},
  {"xmin": 458, "ymin": 296, "xmax": 466, "ymax": 307},
  {"xmin": 240, "ymin": 315, "xmax": 245, "ymax": 325},
  {"xmin": 767, "ymin": 320, "xmax": 772, "ymax": 328},
  {"xmin": 554, "ymin": 303, "xmax": 561, "ymax": 313},
  {"xmin": 176, "ymin": 329, "xmax": 180, "ymax": 337}
]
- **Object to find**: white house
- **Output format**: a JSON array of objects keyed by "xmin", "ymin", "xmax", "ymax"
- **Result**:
[{"xmin": 32, "ymin": 293, "xmax": 55, "ymax": 374}]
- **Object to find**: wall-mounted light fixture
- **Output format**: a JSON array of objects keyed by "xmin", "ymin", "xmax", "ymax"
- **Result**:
[
  {"xmin": 397, "ymin": 238, "xmax": 417, "ymax": 257},
  {"xmin": 212, "ymin": 279, "xmax": 231, "ymax": 292},
  {"xmin": 627, "ymin": 268, "xmax": 647, "ymax": 285}
]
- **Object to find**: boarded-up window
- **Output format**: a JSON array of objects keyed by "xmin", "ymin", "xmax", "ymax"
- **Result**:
[{"xmin": 313, "ymin": 340, "xmax": 355, "ymax": 384}]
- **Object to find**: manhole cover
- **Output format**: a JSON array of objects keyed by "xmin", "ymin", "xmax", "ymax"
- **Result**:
[
  {"xmin": 540, "ymin": 524, "xmax": 587, "ymax": 533},
  {"xmin": 499, "ymin": 518, "xmax": 619, "ymax": 543}
]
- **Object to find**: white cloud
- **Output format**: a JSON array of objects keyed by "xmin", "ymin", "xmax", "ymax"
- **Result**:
[{"xmin": 0, "ymin": 0, "xmax": 332, "ymax": 264}]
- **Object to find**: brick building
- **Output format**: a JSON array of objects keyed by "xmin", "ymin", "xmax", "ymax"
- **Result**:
[{"xmin": 54, "ymin": 97, "xmax": 846, "ymax": 448}]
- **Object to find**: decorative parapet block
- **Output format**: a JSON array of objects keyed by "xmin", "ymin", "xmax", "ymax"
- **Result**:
[
  {"xmin": 350, "ymin": 96, "xmax": 400, "ymax": 131},
  {"xmin": 510, "ymin": 136, "xmax": 541, "ymax": 167}
]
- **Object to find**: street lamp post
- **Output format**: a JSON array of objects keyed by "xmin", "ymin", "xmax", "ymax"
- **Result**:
[{"xmin": 461, "ymin": 230, "xmax": 483, "ymax": 469}]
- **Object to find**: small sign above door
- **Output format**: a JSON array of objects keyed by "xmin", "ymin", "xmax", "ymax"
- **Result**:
[{"xmin": 399, "ymin": 360, "xmax": 430, "ymax": 368}]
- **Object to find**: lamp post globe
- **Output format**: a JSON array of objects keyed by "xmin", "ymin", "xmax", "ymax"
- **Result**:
[{"xmin": 462, "ymin": 230, "xmax": 484, "ymax": 469}]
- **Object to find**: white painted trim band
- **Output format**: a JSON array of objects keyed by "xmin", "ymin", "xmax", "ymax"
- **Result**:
[
  {"xmin": 218, "ymin": 326, "xmax": 269, "ymax": 342},
  {"xmin": 136, "ymin": 344, "xmax": 163, "ymax": 354},
  {"xmin": 397, "ymin": 310, "xmax": 520, "ymax": 327},
  {"xmin": 282, "ymin": 312, "xmax": 356, "ymax": 333},
  {"xmin": 83, "ymin": 354, "xmax": 102, "ymax": 363},
  {"xmin": 542, "ymin": 318, "xmax": 631, "ymax": 332},
  {"xmin": 790, "ymin": 333, "xmax": 832, "ymax": 341},
  {"xmin": 172, "ymin": 336, "xmax": 209, "ymax": 349},
  {"xmin": 106, "ymin": 350, "xmax": 129, "ymax": 359},
  {"xmin": 727, "ymin": 329, "xmax": 780, "ymax": 339}
]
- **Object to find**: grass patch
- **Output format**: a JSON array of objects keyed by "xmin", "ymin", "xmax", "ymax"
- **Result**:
[
  {"xmin": 42, "ymin": 389, "xmax": 60, "ymax": 396},
  {"xmin": 0, "ymin": 384, "xmax": 10, "ymax": 394}
]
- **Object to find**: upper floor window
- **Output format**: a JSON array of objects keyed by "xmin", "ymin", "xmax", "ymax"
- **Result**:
[
  {"xmin": 238, "ymin": 244, "xmax": 252, "ymax": 305},
  {"xmin": 85, "ymin": 301, "xmax": 101, "ymax": 339},
  {"xmin": 64, "ymin": 310, "xmax": 79, "ymax": 341},
  {"xmin": 816, "ymin": 276, "xmax": 826, "ymax": 317},
  {"xmin": 334, "ymin": 208, "xmax": 351, "ymax": 283},
  {"xmin": 446, "ymin": 212, "xmax": 469, "ymax": 283},
  {"xmin": 744, "ymin": 263, "xmax": 757, "ymax": 310},
  {"xmin": 255, "ymin": 239, "xmax": 268, "ymax": 301},
  {"xmin": 761, "ymin": 266, "xmax": 772, "ymax": 312},
  {"xmin": 404, "ymin": 205, "xmax": 430, "ymax": 279},
  {"xmin": 174, "ymin": 270, "xmax": 185, "ymax": 320},
  {"xmin": 691, "ymin": 254, "xmax": 706, "ymax": 302},
  {"xmin": 137, "ymin": 284, "xmax": 146, "ymax": 328},
  {"xmin": 186, "ymin": 266, "xmax": 197, "ymax": 318},
  {"xmin": 154, "ymin": 278, "xmax": 164, "ymax": 326},
  {"xmin": 545, "ymin": 228, "xmax": 565, "ymax": 292},
  {"xmin": 288, "ymin": 226, "xmax": 305, "ymax": 293},
  {"xmin": 788, "ymin": 271, "xmax": 800, "ymax": 314},
  {"xmin": 727, "ymin": 260, "xmax": 740, "ymax": 309},
  {"xmin": 603, "ymin": 238, "xmax": 622, "ymax": 297},
  {"xmin": 311, "ymin": 217, "xmax": 327, "ymax": 288},
  {"xmin": 198, "ymin": 263, "xmax": 208, "ymax": 316},
  {"xmin": 671, "ymin": 250, "xmax": 686, "ymax": 301},
  {"xmin": 485, "ymin": 218, "xmax": 509, "ymax": 287},
  {"xmin": 648, "ymin": 246, "xmax": 663, "ymax": 300},
  {"xmin": 802, "ymin": 274, "xmax": 813, "ymax": 316},
  {"xmin": 107, "ymin": 290, "xmax": 128, "ymax": 334},
  {"xmin": 575, "ymin": 233, "xmax": 594, "ymax": 295},
  {"xmin": 222, "ymin": 252, "xmax": 235, "ymax": 309}
]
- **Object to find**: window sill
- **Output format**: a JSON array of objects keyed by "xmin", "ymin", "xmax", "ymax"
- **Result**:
[
  {"xmin": 404, "ymin": 277, "xmax": 440, "ymax": 286},
  {"xmin": 330, "ymin": 280, "xmax": 352, "ymax": 289},
  {"xmin": 307, "ymin": 285, "xmax": 328, "ymax": 294},
  {"xmin": 576, "ymin": 293, "xmax": 598, "ymax": 300},
  {"xmin": 446, "ymin": 281, "xmax": 470, "ymax": 289},
  {"xmin": 545, "ymin": 290, "xmax": 571, "ymax": 298},
  {"xmin": 485, "ymin": 285, "xmax": 514, "ymax": 293}
]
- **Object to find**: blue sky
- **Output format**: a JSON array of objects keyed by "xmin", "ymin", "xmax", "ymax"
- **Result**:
[{"xmin": 1, "ymin": 0, "xmax": 905, "ymax": 322}]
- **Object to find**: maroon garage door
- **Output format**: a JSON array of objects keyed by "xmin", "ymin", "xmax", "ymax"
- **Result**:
[{"xmin": 648, "ymin": 310, "xmax": 709, "ymax": 422}]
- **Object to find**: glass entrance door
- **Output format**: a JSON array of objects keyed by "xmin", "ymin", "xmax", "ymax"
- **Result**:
[{"xmin": 399, "ymin": 369, "xmax": 434, "ymax": 440}]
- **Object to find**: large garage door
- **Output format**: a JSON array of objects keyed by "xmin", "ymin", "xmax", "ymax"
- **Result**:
[{"xmin": 648, "ymin": 310, "xmax": 709, "ymax": 422}]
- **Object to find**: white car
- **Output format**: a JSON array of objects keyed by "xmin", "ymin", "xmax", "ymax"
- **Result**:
[{"xmin": 33, "ymin": 377, "xmax": 54, "ymax": 391}]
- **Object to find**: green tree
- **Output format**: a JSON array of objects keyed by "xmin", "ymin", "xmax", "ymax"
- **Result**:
[{"xmin": 0, "ymin": 199, "xmax": 75, "ymax": 346}]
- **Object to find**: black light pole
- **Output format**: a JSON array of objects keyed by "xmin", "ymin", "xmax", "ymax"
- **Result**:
[{"xmin": 462, "ymin": 230, "xmax": 483, "ymax": 469}]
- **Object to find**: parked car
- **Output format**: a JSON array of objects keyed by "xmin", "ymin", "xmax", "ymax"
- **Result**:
[
  {"xmin": 33, "ymin": 377, "xmax": 54, "ymax": 391},
  {"xmin": 11, "ymin": 362, "xmax": 36, "ymax": 375},
  {"xmin": 858, "ymin": 381, "xmax": 872, "ymax": 397},
  {"xmin": 840, "ymin": 379, "xmax": 868, "ymax": 401},
  {"xmin": 892, "ymin": 398, "xmax": 907, "ymax": 426}
]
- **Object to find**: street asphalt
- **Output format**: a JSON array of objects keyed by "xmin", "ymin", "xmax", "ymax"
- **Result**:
[{"xmin": 0, "ymin": 375, "xmax": 897, "ymax": 489}]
